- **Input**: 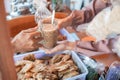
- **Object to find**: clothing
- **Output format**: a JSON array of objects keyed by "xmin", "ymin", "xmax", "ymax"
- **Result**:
[
  {"xmin": 75, "ymin": 39, "xmax": 113, "ymax": 56},
  {"xmin": 81, "ymin": 0, "xmax": 111, "ymax": 23},
  {"xmin": 72, "ymin": 0, "xmax": 120, "ymax": 56}
]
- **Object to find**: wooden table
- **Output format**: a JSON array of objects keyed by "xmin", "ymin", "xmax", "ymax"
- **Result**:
[{"xmin": 66, "ymin": 27, "xmax": 120, "ymax": 67}]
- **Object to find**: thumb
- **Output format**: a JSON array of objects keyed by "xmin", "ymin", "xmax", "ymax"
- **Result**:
[
  {"xmin": 47, "ymin": 44, "xmax": 66, "ymax": 54},
  {"xmin": 24, "ymin": 27, "xmax": 38, "ymax": 33}
]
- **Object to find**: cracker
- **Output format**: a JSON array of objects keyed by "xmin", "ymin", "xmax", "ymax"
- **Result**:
[
  {"xmin": 16, "ymin": 66, "xmax": 22, "ymax": 73},
  {"xmin": 23, "ymin": 54, "xmax": 36, "ymax": 61},
  {"xmin": 17, "ymin": 73, "xmax": 24, "ymax": 80},
  {"xmin": 30, "ymin": 64, "xmax": 46, "ymax": 73},
  {"xmin": 24, "ymin": 72, "xmax": 33, "ymax": 79},
  {"xmin": 62, "ymin": 71, "xmax": 79, "ymax": 79},
  {"xmin": 15, "ymin": 60, "xmax": 33, "ymax": 67},
  {"xmin": 20, "ymin": 63, "xmax": 33, "ymax": 73},
  {"xmin": 62, "ymin": 54, "xmax": 71, "ymax": 61}
]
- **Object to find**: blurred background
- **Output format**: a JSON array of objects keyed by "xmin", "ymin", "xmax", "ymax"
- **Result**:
[{"xmin": 4, "ymin": 0, "xmax": 92, "ymax": 20}]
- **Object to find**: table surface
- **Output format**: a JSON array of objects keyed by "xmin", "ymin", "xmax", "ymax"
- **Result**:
[{"xmin": 66, "ymin": 27, "xmax": 120, "ymax": 67}]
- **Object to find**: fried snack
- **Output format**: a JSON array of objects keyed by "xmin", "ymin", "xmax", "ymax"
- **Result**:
[
  {"xmin": 20, "ymin": 63, "xmax": 34, "ymax": 73},
  {"xmin": 17, "ymin": 73, "xmax": 24, "ymax": 80},
  {"xmin": 15, "ymin": 60, "xmax": 33, "ymax": 67},
  {"xmin": 62, "ymin": 54, "xmax": 71, "ymax": 61},
  {"xmin": 62, "ymin": 71, "xmax": 79, "ymax": 79},
  {"xmin": 30, "ymin": 64, "xmax": 46, "ymax": 73},
  {"xmin": 34, "ymin": 60, "xmax": 45, "ymax": 64},
  {"xmin": 23, "ymin": 54, "xmax": 36, "ymax": 61},
  {"xmin": 51, "ymin": 54, "xmax": 63, "ymax": 64},
  {"xmin": 55, "ymin": 64, "xmax": 69, "ymax": 71},
  {"xmin": 67, "ymin": 60, "xmax": 74, "ymax": 64},
  {"xmin": 32, "ymin": 73, "xmax": 37, "ymax": 79},
  {"xmin": 24, "ymin": 72, "xmax": 33, "ymax": 79},
  {"xmin": 16, "ymin": 54, "xmax": 80, "ymax": 80},
  {"xmin": 46, "ymin": 65, "xmax": 57, "ymax": 73},
  {"xmin": 16, "ymin": 66, "xmax": 22, "ymax": 73},
  {"xmin": 35, "ymin": 72, "xmax": 58, "ymax": 80},
  {"xmin": 54, "ymin": 61, "xmax": 66, "ymax": 66},
  {"xmin": 35, "ymin": 73, "xmax": 43, "ymax": 80},
  {"xmin": 59, "ymin": 65, "xmax": 78, "ymax": 75},
  {"xmin": 23, "ymin": 78, "xmax": 36, "ymax": 80}
]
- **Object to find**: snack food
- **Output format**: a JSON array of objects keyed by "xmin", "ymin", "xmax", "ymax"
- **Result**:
[{"xmin": 16, "ymin": 54, "xmax": 81, "ymax": 80}]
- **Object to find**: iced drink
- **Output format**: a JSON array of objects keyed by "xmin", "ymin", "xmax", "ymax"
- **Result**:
[{"xmin": 41, "ymin": 24, "xmax": 58, "ymax": 49}]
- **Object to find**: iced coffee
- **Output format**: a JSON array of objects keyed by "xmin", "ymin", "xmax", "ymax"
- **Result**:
[{"xmin": 41, "ymin": 23, "xmax": 58, "ymax": 49}]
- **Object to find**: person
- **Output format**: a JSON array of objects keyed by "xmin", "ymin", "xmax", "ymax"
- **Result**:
[
  {"xmin": 11, "ymin": 0, "xmax": 71, "ymax": 53},
  {"xmin": 11, "ymin": 27, "xmax": 43, "ymax": 53},
  {"xmin": 11, "ymin": 0, "xmax": 110, "ymax": 53},
  {"xmin": 43, "ymin": 0, "xmax": 120, "ymax": 57},
  {"xmin": 57, "ymin": 0, "xmax": 111, "ymax": 29},
  {"xmin": 12, "ymin": 0, "xmax": 120, "ymax": 56}
]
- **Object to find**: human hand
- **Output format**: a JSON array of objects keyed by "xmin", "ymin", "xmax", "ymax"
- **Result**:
[
  {"xmin": 42, "ymin": 10, "xmax": 84, "ymax": 30},
  {"xmin": 57, "ymin": 10, "xmax": 84, "ymax": 29},
  {"xmin": 108, "ymin": 36, "xmax": 120, "ymax": 57},
  {"xmin": 41, "ymin": 40, "xmax": 76, "ymax": 54},
  {"xmin": 11, "ymin": 27, "xmax": 43, "ymax": 53}
]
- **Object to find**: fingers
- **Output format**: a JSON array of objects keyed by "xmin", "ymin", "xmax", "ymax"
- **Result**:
[
  {"xmin": 49, "ymin": 44, "xmax": 66, "ymax": 54},
  {"xmin": 32, "ymin": 33, "xmax": 43, "ymax": 47},
  {"xmin": 39, "ymin": 47, "xmax": 51, "ymax": 54},
  {"xmin": 33, "ymin": 37, "xmax": 43, "ymax": 44},
  {"xmin": 29, "ymin": 31, "xmax": 43, "ymax": 49},
  {"xmin": 35, "ymin": 43, "xmax": 43, "ymax": 48},
  {"xmin": 57, "ymin": 14, "xmax": 73, "ymax": 29},
  {"xmin": 58, "ymin": 20, "xmax": 69, "ymax": 29},
  {"xmin": 39, "ymin": 43, "xmax": 66, "ymax": 54},
  {"xmin": 30, "ymin": 31, "xmax": 41, "ymax": 39},
  {"xmin": 72, "ymin": 15, "xmax": 83, "ymax": 25},
  {"xmin": 32, "ymin": 42, "xmax": 43, "ymax": 50},
  {"xmin": 57, "ymin": 40, "xmax": 68, "ymax": 44},
  {"xmin": 23, "ymin": 27, "xmax": 38, "ymax": 33}
]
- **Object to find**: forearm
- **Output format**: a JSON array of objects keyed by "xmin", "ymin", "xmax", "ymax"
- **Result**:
[
  {"xmin": 74, "ymin": 47, "xmax": 107, "ymax": 57},
  {"xmin": 82, "ymin": 0, "xmax": 111, "ymax": 23},
  {"xmin": 76, "ymin": 41, "xmax": 96, "ymax": 51},
  {"xmin": 74, "ymin": 0, "xmax": 111, "ymax": 25},
  {"xmin": 70, "ymin": 0, "xmax": 111, "ymax": 30},
  {"xmin": 73, "ymin": 40, "xmax": 113, "ymax": 56}
]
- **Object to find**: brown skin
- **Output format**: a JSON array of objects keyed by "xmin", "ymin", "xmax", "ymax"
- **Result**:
[
  {"xmin": 57, "ymin": 10, "xmax": 84, "ymax": 29},
  {"xmin": 42, "ymin": 10, "xmax": 84, "ymax": 29},
  {"xmin": 42, "ymin": 41, "xmax": 76, "ymax": 54},
  {"xmin": 44, "ymin": 37, "xmax": 119, "ymax": 56},
  {"xmin": 57, "ymin": 0, "xmax": 112, "ymax": 29},
  {"xmin": 38, "ymin": 0, "xmax": 114, "ymax": 55},
  {"xmin": 11, "ymin": 27, "xmax": 43, "ymax": 53},
  {"xmin": 42, "ymin": 14, "xmax": 120, "ymax": 55},
  {"xmin": 11, "ymin": 0, "xmax": 114, "ymax": 54}
]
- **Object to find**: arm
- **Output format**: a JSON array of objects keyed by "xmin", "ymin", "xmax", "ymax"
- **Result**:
[
  {"xmin": 11, "ymin": 27, "xmax": 43, "ymax": 53},
  {"xmin": 46, "ymin": 39, "xmax": 114, "ymax": 57},
  {"xmin": 82, "ymin": 0, "xmax": 111, "ymax": 23},
  {"xmin": 74, "ymin": 40, "xmax": 113, "ymax": 56},
  {"xmin": 58, "ymin": 0, "xmax": 111, "ymax": 29}
]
